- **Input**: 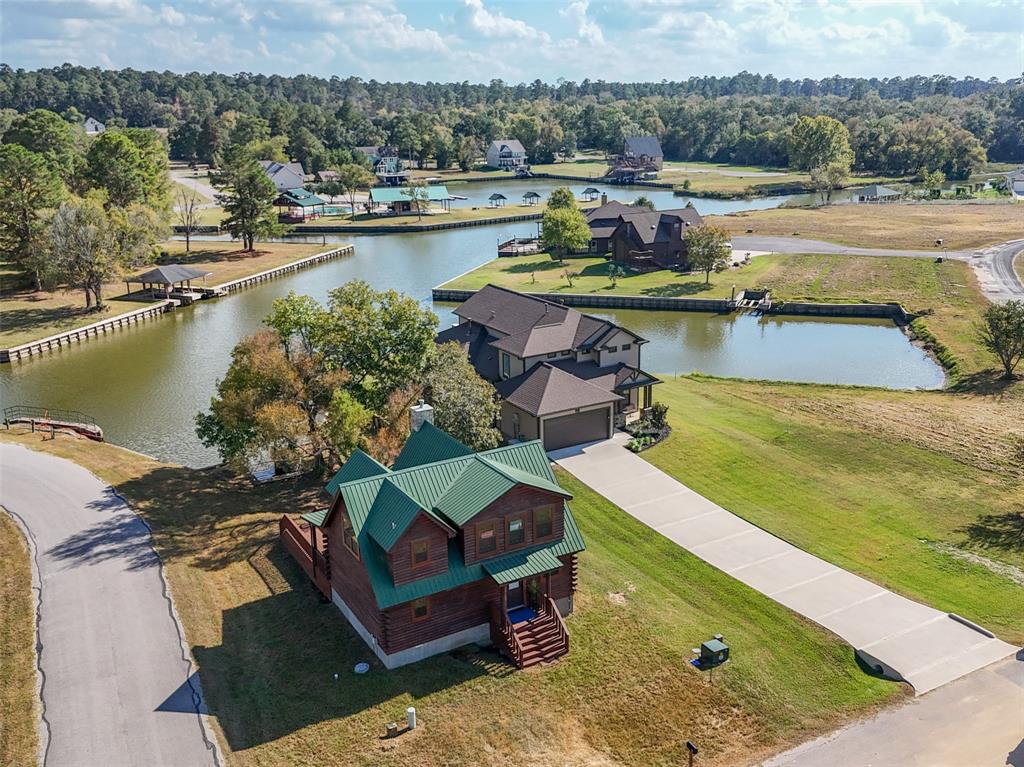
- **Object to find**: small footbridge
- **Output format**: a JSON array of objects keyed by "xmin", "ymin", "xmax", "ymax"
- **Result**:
[{"xmin": 3, "ymin": 405, "xmax": 104, "ymax": 441}]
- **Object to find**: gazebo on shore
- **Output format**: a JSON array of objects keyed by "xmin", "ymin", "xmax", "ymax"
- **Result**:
[
  {"xmin": 127, "ymin": 264, "xmax": 213, "ymax": 299},
  {"xmin": 582, "ymin": 187, "xmax": 600, "ymax": 201},
  {"xmin": 522, "ymin": 190, "xmax": 542, "ymax": 206},
  {"xmin": 488, "ymin": 192, "xmax": 507, "ymax": 208}
]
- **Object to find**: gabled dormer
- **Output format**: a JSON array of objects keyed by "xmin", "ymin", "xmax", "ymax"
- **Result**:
[{"xmin": 365, "ymin": 479, "xmax": 455, "ymax": 586}]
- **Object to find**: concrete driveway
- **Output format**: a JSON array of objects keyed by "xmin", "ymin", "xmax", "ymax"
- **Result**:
[
  {"xmin": 552, "ymin": 435, "xmax": 1017, "ymax": 695},
  {"xmin": 763, "ymin": 655, "xmax": 1024, "ymax": 766},
  {"xmin": 0, "ymin": 444, "xmax": 220, "ymax": 767}
]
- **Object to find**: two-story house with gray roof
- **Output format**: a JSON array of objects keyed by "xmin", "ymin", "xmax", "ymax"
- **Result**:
[
  {"xmin": 437, "ymin": 285, "xmax": 660, "ymax": 450},
  {"xmin": 486, "ymin": 139, "xmax": 528, "ymax": 170},
  {"xmin": 284, "ymin": 421, "xmax": 584, "ymax": 669}
]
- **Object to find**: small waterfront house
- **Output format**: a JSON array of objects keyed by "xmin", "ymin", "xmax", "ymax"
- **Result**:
[
  {"xmin": 855, "ymin": 185, "xmax": 901, "ymax": 203},
  {"xmin": 488, "ymin": 192, "xmax": 507, "ymax": 208},
  {"xmin": 522, "ymin": 191, "xmax": 542, "ymax": 206},
  {"xmin": 259, "ymin": 160, "xmax": 307, "ymax": 192},
  {"xmin": 84, "ymin": 116, "xmax": 106, "ymax": 135},
  {"xmin": 274, "ymin": 187, "xmax": 327, "ymax": 222},
  {"xmin": 354, "ymin": 146, "xmax": 409, "ymax": 186},
  {"xmin": 608, "ymin": 207, "xmax": 704, "ymax": 270},
  {"xmin": 369, "ymin": 185, "xmax": 452, "ymax": 215},
  {"xmin": 284, "ymin": 421, "xmax": 584, "ymax": 669},
  {"xmin": 622, "ymin": 136, "xmax": 664, "ymax": 170},
  {"xmin": 486, "ymin": 139, "xmax": 529, "ymax": 170},
  {"xmin": 437, "ymin": 285, "xmax": 660, "ymax": 449},
  {"xmin": 316, "ymin": 169, "xmax": 340, "ymax": 183}
]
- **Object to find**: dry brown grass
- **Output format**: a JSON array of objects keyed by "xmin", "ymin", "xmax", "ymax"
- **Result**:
[
  {"xmin": 0, "ymin": 510, "xmax": 37, "ymax": 767},
  {"xmin": 710, "ymin": 202, "xmax": 1023, "ymax": 251}
]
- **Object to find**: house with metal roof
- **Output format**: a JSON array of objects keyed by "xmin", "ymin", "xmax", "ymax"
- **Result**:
[
  {"xmin": 284, "ymin": 419, "xmax": 584, "ymax": 669},
  {"xmin": 437, "ymin": 285, "xmax": 661, "ymax": 450},
  {"xmin": 369, "ymin": 185, "xmax": 452, "ymax": 214},
  {"xmin": 486, "ymin": 139, "xmax": 529, "ymax": 170},
  {"xmin": 622, "ymin": 135, "xmax": 664, "ymax": 170}
]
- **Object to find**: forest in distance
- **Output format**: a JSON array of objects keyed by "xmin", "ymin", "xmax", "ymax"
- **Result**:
[{"xmin": 0, "ymin": 65, "xmax": 1021, "ymax": 179}]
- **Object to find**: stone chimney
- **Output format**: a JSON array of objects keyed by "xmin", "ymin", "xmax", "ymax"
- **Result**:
[
  {"xmin": 410, "ymin": 400, "xmax": 434, "ymax": 432},
  {"xmin": 601, "ymin": 192, "xmax": 608, "ymax": 205}
]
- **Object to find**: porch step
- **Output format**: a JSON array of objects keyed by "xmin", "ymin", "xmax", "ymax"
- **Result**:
[{"xmin": 511, "ymin": 612, "xmax": 569, "ymax": 667}]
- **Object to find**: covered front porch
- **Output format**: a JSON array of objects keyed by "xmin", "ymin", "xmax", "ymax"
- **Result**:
[{"xmin": 485, "ymin": 548, "xmax": 570, "ymax": 668}]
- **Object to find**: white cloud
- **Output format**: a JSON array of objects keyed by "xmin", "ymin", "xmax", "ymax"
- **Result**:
[
  {"xmin": 561, "ymin": 1, "xmax": 604, "ymax": 45},
  {"xmin": 157, "ymin": 5, "xmax": 186, "ymax": 25},
  {"xmin": 462, "ymin": 0, "xmax": 549, "ymax": 41}
]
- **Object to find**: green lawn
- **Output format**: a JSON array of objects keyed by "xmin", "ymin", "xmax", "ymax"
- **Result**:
[
  {"xmin": 0, "ymin": 511, "xmax": 37, "ymax": 767},
  {"xmin": 0, "ymin": 427, "xmax": 901, "ymax": 767},
  {"xmin": 441, "ymin": 252, "xmax": 994, "ymax": 374},
  {"xmin": 643, "ymin": 377, "xmax": 1024, "ymax": 644}
]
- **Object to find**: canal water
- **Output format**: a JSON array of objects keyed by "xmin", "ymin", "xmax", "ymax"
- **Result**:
[{"xmin": 0, "ymin": 184, "xmax": 942, "ymax": 467}]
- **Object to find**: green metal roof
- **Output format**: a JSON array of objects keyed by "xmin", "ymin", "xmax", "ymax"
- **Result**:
[
  {"xmin": 482, "ymin": 547, "xmax": 564, "ymax": 584},
  {"xmin": 301, "ymin": 509, "xmax": 328, "ymax": 527},
  {"xmin": 278, "ymin": 187, "xmax": 326, "ymax": 207},
  {"xmin": 321, "ymin": 438, "xmax": 585, "ymax": 609},
  {"xmin": 433, "ymin": 456, "xmax": 569, "ymax": 527},
  {"xmin": 369, "ymin": 185, "xmax": 450, "ymax": 203},
  {"xmin": 325, "ymin": 450, "xmax": 389, "ymax": 496},
  {"xmin": 364, "ymin": 479, "xmax": 431, "ymax": 552},
  {"xmin": 391, "ymin": 422, "xmax": 472, "ymax": 471}
]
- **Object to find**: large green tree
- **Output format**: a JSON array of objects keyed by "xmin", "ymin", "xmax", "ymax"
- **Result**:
[
  {"xmin": 541, "ymin": 204, "xmax": 590, "ymax": 261},
  {"xmin": 3, "ymin": 108, "xmax": 80, "ymax": 183},
  {"xmin": 0, "ymin": 144, "xmax": 65, "ymax": 289},
  {"xmin": 211, "ymin": 146, "xmax": 284, "ymax": 250},
  {"xmin": 547, "ymin": 186, "xmax": 576, "ymax": 210},
  {"xmin": 977, "ymin": 300, "xmax": 1024, "ymax": 379},
  {"xmin": 337, "ymin": 163, "xmax": 375, "ymax": 220},
  {"xmin": 48, "ymin": 194, "xmax": 164, "ymax": 309},
  {"xmin": 683, "ymin": 224, "xmax": 731, "ymax": 283},
  {"xmin": 426, "ymin": 342, "xmax": 501, "ymax": 451},
  {"xmin": 84, "ymin": 131, "xmax": 165, "ymax": 208},
  {"xmin": 788, "ymin": 115, "xmax": 854, "ymax": 172}
]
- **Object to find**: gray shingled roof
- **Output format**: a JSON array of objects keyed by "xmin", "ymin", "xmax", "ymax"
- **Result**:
[
  {"xmin": 491, "ymin": 139, "xmax": 526, "ymax": 154},
  {"xmin": 624, "ymin": 135, "xmax": 663, "ymax": 158},
  {"xmin": 495, "ymin": 363, "xmax": 621, "ymax": 417},
  {"xmin": 132, "ymin": 264, "xmax": 212, "ymax": 285},
  {"xmin": 857, "ymin": 184, "xmax": 901, "ymax": 198},
  {"xmin": 615, "ymin": 208, "xmax": 704, "ymax": 246}
]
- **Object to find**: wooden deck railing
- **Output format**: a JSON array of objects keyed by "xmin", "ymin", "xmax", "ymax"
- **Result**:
[
  {"xmin": 543, "ymin": 597, "xmax": 569, "ymax": 656},
  {"xmin": 279, "ymin": 515, "xmax": 331, "ymax": 598},
  {"xmin": 489, "ymin": 602, "xmax": 525, "ymax": 667}
]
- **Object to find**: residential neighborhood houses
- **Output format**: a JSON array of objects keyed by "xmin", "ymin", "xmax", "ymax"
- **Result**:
[
  {"xmin": 259, "ymin": 159, "xmax": 307, "ymax": 192},
  {"xmin": 437, "ymin": 285, "xmax": 660, "ymax": 449},
  {"xmin": 354, "ymin": 145, "xmax": 410, "ymax": 185},
  {"xmin": 486, "ymin": 138, "xmax": 529, "ymax": 170}
]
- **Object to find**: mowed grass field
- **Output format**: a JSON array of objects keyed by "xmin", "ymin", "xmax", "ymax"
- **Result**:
[
  {"xmin": 442, "ymin": 251, "xmax": 994, "ymax": 374},
  {"xmin": 0, "ymin": 428, "xmax": 901, "ymax": 767},
  {"xmin": 709, "ymin": 202, "xmax": 1022, "ymax": 251},
  {"xmin": 644, "ymin": 377, "xmax": 1024, "ymax": 644},
  {"xmin": 0, "ymin": 242, "xmax": 326, "ymax": 348},
  {"xmin": 0, "ymin": 510, "xmax": 37, "ymax": 767}
]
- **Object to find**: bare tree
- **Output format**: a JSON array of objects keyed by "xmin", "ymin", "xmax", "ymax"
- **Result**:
[{"xmin": 175, "ymin": 185, "xmax": 202, "ymax": 252}]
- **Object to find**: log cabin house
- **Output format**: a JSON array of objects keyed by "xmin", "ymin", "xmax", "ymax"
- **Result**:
[{"xmin": 281, "ymin": 421, "xmax": 584, "ymax": 669}]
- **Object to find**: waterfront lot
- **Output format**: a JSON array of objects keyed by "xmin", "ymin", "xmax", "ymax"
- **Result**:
[
  {"xmin": 1, "ymin": 426, "xmax": 900, "ymax": 767},
  {"xmin": 0, "ymin": 511, "xmax": 36, "ymax": 767},
  {"xmin": 0, "ymin": 242, "xmax": 325, "ymax": 349},
  {"xmin": 441, "ymin": 252, "xmax": 992, "ymax": 374},
  {"xmin": 709, "ymin": 202, "xmax": 1021, "ymax": 251}
]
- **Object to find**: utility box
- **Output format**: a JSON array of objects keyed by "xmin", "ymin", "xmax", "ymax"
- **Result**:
[{"xmin": 700, "ymin": 638, "xmax": 729, "ymax": 667}]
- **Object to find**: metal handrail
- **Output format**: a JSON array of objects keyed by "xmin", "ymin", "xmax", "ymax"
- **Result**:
[{"xmin": 3, "ymin": 405, "xmax": 98, "ymax": 427}]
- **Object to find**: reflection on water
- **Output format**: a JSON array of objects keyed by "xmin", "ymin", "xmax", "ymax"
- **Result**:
[{"xmin": 0, "ymin": 188, "xmax": 939, "ymax": 468}]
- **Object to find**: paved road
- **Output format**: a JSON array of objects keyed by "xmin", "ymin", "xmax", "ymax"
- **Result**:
[
  {"xmin": 551, "ymin": 435, "xmax": 1017, "ymax": 695},
  {"xmin": 972, "ymin": 240, "xmax": 1024, "ymax": 303},
  {"xmin": 0, "ymin": 444, "xmax": 220, "ymax": 767},
  {"xmin": 731, "ymin": 235, "xmax": 971, "ymax": 259},
  {"xmin": 763, "ymin": 655, "xmax": 1024, "ymax": 766}
]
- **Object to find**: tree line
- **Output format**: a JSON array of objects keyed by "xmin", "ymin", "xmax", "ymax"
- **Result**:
[{"xmin": 0, "ymin": 66, "xmax": 1019, "ymax": 181}]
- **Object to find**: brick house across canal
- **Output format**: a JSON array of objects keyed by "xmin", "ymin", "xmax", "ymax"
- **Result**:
[{"xmin": 280, "ymin": 421, "xmax": 584, "ymax": 669}]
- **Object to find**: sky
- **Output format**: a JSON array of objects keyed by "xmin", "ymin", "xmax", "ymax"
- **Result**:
[{"xmin": 2, "ymin": 0, "xmax": 1022, "ymax": 83}]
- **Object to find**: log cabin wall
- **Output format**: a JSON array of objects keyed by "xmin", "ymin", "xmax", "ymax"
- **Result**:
[
  {"xmin": 325, "ymin": 503, "xmax": 385, "ymax": 641},
  {"xmin": 461, "ymin": 486, "xmax": 566, "ymax": 566},
  {"xmin": 388, "ymin": 513, "xmax": 450, "ymax": 586},
  {"xmin": 382, "ymin": 579, "xmax": 500, "ymax": 654}
]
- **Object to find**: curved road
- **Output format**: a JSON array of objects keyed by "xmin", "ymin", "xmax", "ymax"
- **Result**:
[
  {"xmin": 0, "ymin": 444, "xmax": 220, "ymax": 767},
  {"xmin": 732, "ymin": 235, "xmax": 1024, "ymax": 302}
]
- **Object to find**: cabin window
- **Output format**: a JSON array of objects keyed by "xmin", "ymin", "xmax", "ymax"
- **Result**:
[
  {"xmin": 501, "ymin": 353, "xmax": 511, "ymax": 378},
  {"xmin": 622, "ymin": 343, "xmax": 632, "ymax": 351},
  {"xmin": 561, "ymin": 350, "xmax": 571, "ymax": 356},
  {"xmin": 411, "ymin": 538, "xmax": 430, "ymax": 569},
  {"xmin": 507, "ymin": 517, "xmax": 526, "ymax": 547},
  {"xmin": 342, "ymin": 514, "xmax": 360, "ymax": 560},
  {"xmin": 411, "ymin": 597, "xmax": 431, "ymax": 622},
  {"xmin": 478, "ymin": 521, "xmax": 497, "ymax": 554},
  {"xmin": 547, "ymin": 352, "xmax": 557, "ymax": 359},
  {"xmin": 606, "ymin": 345, "xmax": 618, "ymax": 353},
  {"xmin": 535, "ymin": 506, "xmax": 554, "ymax": 539}
]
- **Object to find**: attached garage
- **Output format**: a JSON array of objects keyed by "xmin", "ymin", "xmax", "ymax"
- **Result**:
[{"xmin": 542, "ymin": 408, "xmax": 612, "ymax": 451}]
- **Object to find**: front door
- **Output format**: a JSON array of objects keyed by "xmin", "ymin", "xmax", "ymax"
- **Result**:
[{"xmin": 506, "ymin": 580, "xmax": 524, "ymax": 610}]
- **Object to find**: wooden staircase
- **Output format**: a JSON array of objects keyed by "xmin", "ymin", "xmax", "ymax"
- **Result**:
[{"xmin": 492, "ymin": 597, "xmax": 569, "ymax": 668}]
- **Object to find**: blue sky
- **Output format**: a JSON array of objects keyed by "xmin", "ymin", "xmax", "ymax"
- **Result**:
[{"xmin": 2, "ymin": 0, "xmax": 1021, "ymax": 82}]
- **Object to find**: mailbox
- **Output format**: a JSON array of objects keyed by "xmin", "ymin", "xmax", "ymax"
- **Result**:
[{"xmin": 700, "ymin": 638, "xmax": 729, "ymax": 667}]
